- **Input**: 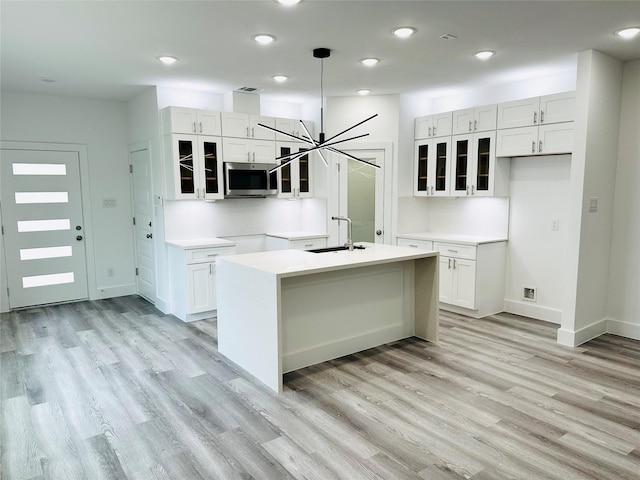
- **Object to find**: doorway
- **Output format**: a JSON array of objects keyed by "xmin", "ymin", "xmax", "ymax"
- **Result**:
[
  {"xmin": 1, "ymin": 149, "xmax": 89, "ymax": 308},
  {"xmin": 333, "ymin": 145, "xmax": 392, "ymax": 245}
]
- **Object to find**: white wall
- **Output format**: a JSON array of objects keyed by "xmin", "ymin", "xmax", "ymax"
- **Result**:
[
  {"xmin": 504, "ymin": 155, "xmax": 571, "ymax": 323},
  {"xmin": 1, "ymin": 92, "xmax": 135, "ymax": 305},
  {"xmin": 559, "ymin": 50, "xmax": 623, "ymax": 346},
  {"xmin": 606, "ymin": 59, "xmax": 640, "ymax": 340}
]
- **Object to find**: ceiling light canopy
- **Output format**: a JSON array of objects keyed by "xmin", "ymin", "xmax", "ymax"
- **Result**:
[
  {"xmin": 252, "ymin": 34, "xmax": 276, "ymax": 45},
  {"xmin": 615, "ymin": 27, "xmax": 640, "ymax": 39},
  {"xmin": 474, "ymin": 50, "xmax": 496, "ymax": 60},
  {"xmin": 272, "ymin": 75, "xmax": 288, "ymax": 82},
  {"xmin": 259, "ymin": 47, "xmax": 379, "ymax": 174},
  {"xmin": 391, "ymin": 26, "xmax": 416, "ymax": 38},
  {"xmin": 357, "ymin": 89, "xmax": 371, "ymax": 96},
  {"xmin": 275, "ymin": 0, "xmax": 302, "ymax": 5},
  {"xmin": 157, "ymin": 56, "xmax": 179, "ymax": 65},
  {"xmin": 360, "ymin": 58, "xmax": 379, "ymax": 67}
]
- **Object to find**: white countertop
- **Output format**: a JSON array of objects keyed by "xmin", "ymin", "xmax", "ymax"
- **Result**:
[
  {"xmin": 217, "ymin": 242, "xmax": 438, "ymax": 278},
  {"xmin": 266, "ymin": 231, "xmax": 329, "ymax": 240},
  {"xmin": 166, "ymin": 237, "xmax": 236, "ymax": 249},
  {"xmin": 398, "ymin": 232, "xmax": 507, "ymax": 245}
]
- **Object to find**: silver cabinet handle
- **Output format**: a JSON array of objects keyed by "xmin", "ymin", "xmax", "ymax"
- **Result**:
[
  {"xmin": 209, "ymin": 263, "xmax": 213, "ymax": 274},
  {"xmin": 193, "ymin": 121, "xmax": 197, "ymax": 133},
  {"xmin": 471, "ymin": 185, "xmax": 475, "ymax": 195},
  {"xmin": 433, "ymin": 126, "xmax": 437, "ymax": 136},
  {"xmin": 428, "ymin": 126, "xmax": 432, "ymax": 137},
  {"xmin": 251, "ymin": 127, "xmax": 255, "ymax": 138},
  {"xmin": 447, "ymin": 249, "xmax": 458, "ymax": 253},
  {"xmin": 466, "ymin": 185, "xmax": 470, "ymax": 195},
  {"xmin": 533, "ymin": 111, "xmax": 537, "ymax": 124},
  {"xmin": 448, "ymin": 258, "xmax": 452, "ymax": 269},
  {"xmin": 247, "ymin": 152, "xmax": 251, "ymax": 162},
  {"xmin": 540, "ymin": 110, "xmax": 545, "ymax": 123},
  {"xmin": 304, "ymin": 244, "xmax": 314, "ymax": 248},
  {"xmin": 408, "ymin": 244, "xmax": 418, "ymax": 248},
  {"xmin": 196, "ymin": 187, "xmax": 200, "ymax": 199},
  {"xmin": 252, "ymin": 152, "xmax": 256, "ymax": 162},
  {"xmin": 469, "ymin": 120, "xmax": 472, "ymax": 132},
  {"xmin": 431, "ymin": 186, "xmax": 434, "ymax": 195},
  {"xmin": 539, "ymin": 140, "xmax": 542, "ymax": 153},
  {"xmin": 246, "ymin": 126, "xmax": 250, "ymax": 137},
  {"xmin": 532, "ymin": 141, "xmax": 535, "ymax": 153},
  {"xmin": 199, "ymin": 122, "xmax": 203, "ymax": 133},
  {"xmin": 474, "ymin": 119, "xmax": 478, "ymax": 131},
  {"xmin": 453, "ymin": 259, "xmax": 457, "ymax": 269}
]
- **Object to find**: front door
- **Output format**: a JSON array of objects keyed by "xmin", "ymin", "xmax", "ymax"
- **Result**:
[
  {"xmin": 338, "ymin": 149, "xmax": 385, "ymax": 244},
  {"xmin": 1, "ymin": 149, "xmax": 88, "ymax": 308},
  {"xmin": 130, "ymin": 147, "xmax": 156, "ymax": 302}
]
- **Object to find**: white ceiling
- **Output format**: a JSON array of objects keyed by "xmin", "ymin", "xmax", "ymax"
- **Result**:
[{"xmin": 1, "ymin": 0, "xmax": 639, "ymax": 103}]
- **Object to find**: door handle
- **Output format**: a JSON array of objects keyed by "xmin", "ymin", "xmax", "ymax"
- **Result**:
[
  {"xmin": 75, "ymin": 225, "xmax": 82, "ymax": 231},
  {"xmin": 146, "ymin": 233, "xmax": 153, "ymax": 239},
  {"xmin": 76, "ymin": 235, "xmax": 83, "ymax": 241},
  {"xmin": 376, "ymin": 230, "xmax": 383, "ymax": 236}
]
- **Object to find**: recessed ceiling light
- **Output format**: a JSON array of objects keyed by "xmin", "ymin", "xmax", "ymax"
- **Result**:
[
  {"xmin": 474, "ymin": 50, "xmax": 496, "ymax": 60},
  {"xmin": 275, "ymin": 0, "xmax": 302, "ymax": 5},
  {"xmin": 391, "ymin": 26, "xmax": 416, "ymax": 38},
  {"xmin": 252, "ymin": 34, "xmax": 276, "ymax": 45},
  {"xmin": 357, "ymin": 89, "xmax": 371, "ymax": 96},
  {"xmin": 40, "ymin": 77, "xmax": 56, "ymax": 83},
  {"xmin": 615, "ymin": 27, "xmax": 640, "ymax": 39},
  {"xmin": 360, "ymin": 58, "xmax": 379, "ymax": 67},
  {"xmin": 272, "ymin": 75, "xmax": 288, "ymax": 82},
  {"xmin": 157, "ymin": 56, "xmax": 179, "ymax": 65}
]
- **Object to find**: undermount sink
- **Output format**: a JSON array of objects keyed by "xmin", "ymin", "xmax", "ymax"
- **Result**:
[{"xmin": 307, "ymin": 245, "xmax": 366, "ymax": 253}]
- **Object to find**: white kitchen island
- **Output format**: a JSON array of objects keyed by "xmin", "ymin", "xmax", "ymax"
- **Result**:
[{"xmin": 216, "ymin": 243, "xmax": 439, "ymax": 393}]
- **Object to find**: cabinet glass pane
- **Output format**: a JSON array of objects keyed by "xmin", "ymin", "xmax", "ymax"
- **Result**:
[
  {"xmin": 298, "ymin": 149, "xmax": 310, "ymax": 194},
  {"xmin": 279, "ymin": 146, "xmax": 292, "ymax": 193},
  {"xmin": 417, "ymin": 144, "xmax": 428, "ymax": 192},
  {"xmin": 454, "ymin": 139, "xmax": 468, "ymax": 192},
  {"xmin": 202, "ymin": 141, "xmax": 219, "ymax": 194},
  {"xmin": 178, "ymin": 140, "xmax": 195, "ymax": 194},
  {"xmin": 435, "ymin": 141, "xmax": 448, "ymax": 191},
  {"xmin": 476, "ymin": 137, "xmax": 491, "ymax": 191}
]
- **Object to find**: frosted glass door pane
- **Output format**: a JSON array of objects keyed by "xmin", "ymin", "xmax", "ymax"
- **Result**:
[{"xmin": 348, "ymin": 160, "xmax": 375, "ymax": 243}]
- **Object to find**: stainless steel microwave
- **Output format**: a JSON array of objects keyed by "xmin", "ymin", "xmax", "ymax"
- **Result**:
[{"xmin": 224, "ymin": 162, "xmax": 277, "ymax": 197}]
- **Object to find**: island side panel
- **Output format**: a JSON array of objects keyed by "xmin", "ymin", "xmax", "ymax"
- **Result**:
[
  {"xmin": 414, "ymin": 255, "xmax": 439, "ymax": 342},
  {"xmin": 217, "ymin": 259, "xmax": 282, "ymax": 392}
]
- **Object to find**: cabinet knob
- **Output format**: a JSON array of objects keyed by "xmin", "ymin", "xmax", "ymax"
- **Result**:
[{"xmin": 146, "ymin": 233, "xmax": 153, "ymax": 239}]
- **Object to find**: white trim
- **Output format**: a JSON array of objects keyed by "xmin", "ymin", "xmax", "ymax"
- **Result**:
[
  {"xmin": 94, "ymin": 284, "xmax": 137, "ymax": 300},
  {"xmin": 605, "ymin": 318, "xmax": 640, "ymax": 341},
  {"xmin": 0, "ymin": 141, "xmax": 97, "ymax": 302},
  {"xmin": 504, "ymin": 299, "xmax": 562, "ymax": 324},
  {"xmin": 556, "ymin": 318, "xmax": 608, "ymax": 347}
]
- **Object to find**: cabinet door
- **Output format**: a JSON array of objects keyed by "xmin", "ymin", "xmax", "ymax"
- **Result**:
[
  {"xmin": 187, "ymin": 262, "xmax": 215, "ymax": 313},
  {"xmin": 414, "ymin": 140, "xmax": 430, "ymax": 196},
  {"xmin": 199, "ymin": 136, "xmax": 223, "ymax": 200},
  {"xmin": 397, "ymin": 238, "xmax": 433, "ymax": 250},
  {"xmin": 471, "ymin": 132, "xmax": 496, "ymax": 196},
  {"xmin": 474, "ymin": 104, "xmax": 498, "ymax": 132},
  {"xmin": 196, "ymin": 110, "xmax": 222, "ymax": 136},
  {"xmin": 250, "ymin": 115, "xmax": 275, "ymax": 140},
  {"xmin": 439, "ymin": 256, "xmax": 454, "ymax": 304},
  {"xmin": 495, "ymin": 126, "xmax": 538, "ymax": 157},
  {"xmin": 538, "ymin": 122, "xmax": 574, "ymax": 154},
  {"xmin": 296, "ymin": 148, "xmax": 312, "ymax": 197},
  {"xmin": 432, "ymin": 138, "xmax": 451, "ymax": 196},
  {"xmin": 451, "ymin": 134, "xmax": 472, "ymax": 195},
  {"xmin": 168, "ymin": 134, "xmax": 199, "ymax": 199},
  {"xmin": 415, "ymin": 116, "xmax": 432, "ymax": 140},
  {"xmin": 452, "ymin": 258, "xmax": 476, "ymax": 309},
  {"xmin": 251, "ymin": 140, "xmax": 276, "ymax": 163},
  {"xmin": 452, "ymin": 108, "xmax": 475, "ymax": 135},
  {"xmin": 222, "ymin": 137, "xmax": 251, "ymax": 162},
  {"xmin": 275, "ymin": 117, "xmax": 297, "ymax": 140},
  {"xmin": 163, "ymin": 107, "xmax": 197, "ymax": 134},
  {"xmin": 539, "ymin": 92, "xmax": 575, "ymax": 124},
  {"xmin": 276, "ymin": 143, "xmax": 294, "ymax": 198},
  {"xmin": 221, "ymin": 112, "xmax": 250, "ymax": 138},
  {"xmin": 432, "ymin": 112, "xmax": 453, "ymax": 137},
  {"xmin": 497, "ymin": 97, "xmax": 540, "ymax": 129}
]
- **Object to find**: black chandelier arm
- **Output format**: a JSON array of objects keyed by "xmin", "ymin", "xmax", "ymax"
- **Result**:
[
  {"xmin": 256, "ymin": 123, "xmax": 317, "ymax": 145},
  {"xmin": 327, "ymin": 147, "xmax": 381, "ymax": 169},
  {"xmin": 299, "ymin": 120, "xmax": 328, "ymax": 165},
  {"xmin": 268, "ymin": 151, "xmax": 307, "ymax": 174},
  {"xmin": 323, "ymin": 113, "xmax": 378, "ymax": 144}
]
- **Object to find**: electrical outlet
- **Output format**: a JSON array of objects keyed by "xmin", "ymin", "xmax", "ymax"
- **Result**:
[
  {"xmin": 107, "ymin": 267, "xmax": 115, "ymax": 277},
  {"xmin": 551, "ymin": 219, "xmax": 559, "ymax": 230}
]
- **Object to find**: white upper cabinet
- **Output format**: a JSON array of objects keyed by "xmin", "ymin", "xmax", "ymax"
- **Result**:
[
  {"xmin": 221, "ymin": 112, "xmax": 275, "ymax": 140},
  {"xmin": 221, "ymin": 137, "xmax": 275, "ymax": 164},
  {"xmin": 414, "ymin": 137, "xmax": 452, "ymax": 197},
  {"xmin": 162, "ymin": 107, "xmax": 222, "ymax": 136},
  {"xmin": 273, "ymin": 142, "xmax": 313, "ymax": 199},
  {"xmin": 452, "ymin": 105, "xmax": 497, "ymax": 135},
  {"xmin": 497, "ymin": 91, "xmax": 575, "ymax": 129},
  {"xmin": 415, "ymin": 112, "xmax": 453, "ymax": 139}
]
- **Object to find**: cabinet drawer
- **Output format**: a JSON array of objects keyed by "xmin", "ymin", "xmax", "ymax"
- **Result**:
[
  {"xmin": 291, "ymin": 237, "xmax": 327, "ymax": 250},
  {"xmin": 186, "ymin": 247, "xmax": 236, "ymax": 264},
  {"xmin": 397, "ymin": 238, "xmax": 433, "ymax": 250},
  {"xmin": 435, "ymin": 242, "xmax": 477, "ymax": 260}
]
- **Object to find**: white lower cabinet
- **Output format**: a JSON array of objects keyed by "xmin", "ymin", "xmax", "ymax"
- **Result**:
[
  {"xmin": 265, "ymin": 235, "xmax": 328, "ymax": 251},
  {"xmin": 168, "ymin": 243, "xmax": 236, "ymax": 322},
  {"xmin": 397, "ymin": 238, "xmax": 433, "ymax": 250},
  {"xmin": 438, "ymin": 252, "xmax": 476, "ymax": 310}
]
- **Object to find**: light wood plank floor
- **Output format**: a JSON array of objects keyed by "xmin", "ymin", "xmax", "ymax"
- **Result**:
[{"xmin": 1, "ymin": 296, "xmax": 639, "ymax": 479}]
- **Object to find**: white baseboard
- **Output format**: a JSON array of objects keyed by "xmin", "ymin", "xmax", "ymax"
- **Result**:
[
  {"xmin": 557, "ymin": 318, "xmax": 608, "ymax": 347},
  {"xmin": 606, "ymin": 318, "xmax": 640, "ymax": 341},
  {"xmin": 504, "ymin": 299, "xmax": 562, "ymax": 324},
  {"xmin": 92, "ymin": 284, "xmax": 136, "ymax": 300}
]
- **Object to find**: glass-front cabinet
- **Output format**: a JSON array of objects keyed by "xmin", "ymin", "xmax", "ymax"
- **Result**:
[
  {"xmin": 275, "ymin": 142, "xmax": 312, "ymax": 199},
  {"xmin": 414, "ymin": 138, "xmax": 451, "ymax": 197},
  {"xmin": 451, "ymin": 131, "xmax": 497, "ymax": 197},
  {"xmin": 165, "ymin": 134, "xmax": 224, "ymax": 200}
]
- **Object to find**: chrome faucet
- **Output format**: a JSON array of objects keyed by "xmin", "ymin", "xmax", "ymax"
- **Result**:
[{"xmin": 332, "ymin": 216, "xmax": 354, "ymax": 251}]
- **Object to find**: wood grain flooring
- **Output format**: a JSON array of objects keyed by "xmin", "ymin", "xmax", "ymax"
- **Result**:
[{"xmin": 1, "ymin": 296, "xmax": 639, "ymax": 479}]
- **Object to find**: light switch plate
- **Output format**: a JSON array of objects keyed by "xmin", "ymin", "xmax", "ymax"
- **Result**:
[{"xmin": 588, "ymin": 197, "xmax": 598, "ymax": 212}]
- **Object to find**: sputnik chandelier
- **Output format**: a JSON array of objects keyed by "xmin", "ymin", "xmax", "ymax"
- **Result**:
[{"xmin": 259, "ymin": 48, "xmax": 380, "ymax": 173}]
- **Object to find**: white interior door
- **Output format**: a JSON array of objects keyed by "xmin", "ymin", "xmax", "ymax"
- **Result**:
[
  {"xmin": 1, "ymin": 149, "xmax": 88, "ymax": 308},
  {"xmin": 130, "ymin": 147, "xmax": 156, "ymax": 303},
  {"xmin": 338, "ymin": 149, "xmax": 385, "ymax": 244}
]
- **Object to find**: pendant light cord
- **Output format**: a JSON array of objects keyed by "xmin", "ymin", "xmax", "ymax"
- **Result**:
[{"xmin": 320, "ymin": 57, "xmax": 325, "ymax": 136}]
